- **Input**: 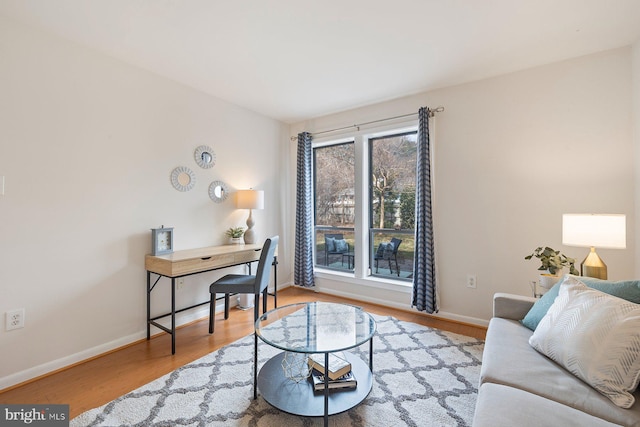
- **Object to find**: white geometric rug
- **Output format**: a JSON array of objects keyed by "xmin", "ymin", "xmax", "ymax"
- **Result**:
[{"xmin": 71, "ymin": 315, "xmax": 484, "ymax": 427}]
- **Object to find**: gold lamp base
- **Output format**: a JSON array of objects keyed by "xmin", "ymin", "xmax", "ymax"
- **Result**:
[{"xmin": 581, "ymin": 247, "xmax": 607, "ymax": 280}]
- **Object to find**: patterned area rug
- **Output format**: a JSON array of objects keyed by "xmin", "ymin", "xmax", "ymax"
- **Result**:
[{"xmin": 71, "ymin": 315, "xmax": 484, "ymax": 426}]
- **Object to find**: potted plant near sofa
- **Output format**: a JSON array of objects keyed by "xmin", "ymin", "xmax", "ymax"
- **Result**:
[
  {"xmin": 225, "ymin": 227, "xmax": 245, "ymax": 244},
  {"xmin": 525, "ymin": 246, "xmax": 579, "ymax": 288}
]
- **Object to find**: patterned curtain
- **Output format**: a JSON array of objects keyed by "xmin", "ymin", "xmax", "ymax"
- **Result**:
[
  {"xmin": 294, "ymin": 132, "xmax": 315, "ymax": 287},
  {"xmin": 412, "ymin": 107, "xmax": 437, "ymax": 313}
]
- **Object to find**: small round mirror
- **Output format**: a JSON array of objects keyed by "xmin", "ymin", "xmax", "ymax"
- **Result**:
[
  {"xmin": 177, "ymin": 173, "xmax": 191, "ymax": 186},
  {"xmin": 194, "ymin": 145, "xmax": 215, "ymax": 169},
  {"xmin": 201, "ymin": 152, "xmax": 212, "ymax": 164},
  {"xmin": 170, "ymin": 166, "xmax": 196, "ymax": 192},
  {"xmin": 208, "ymin": 180, "xmax": 229, "ymax": 203}
]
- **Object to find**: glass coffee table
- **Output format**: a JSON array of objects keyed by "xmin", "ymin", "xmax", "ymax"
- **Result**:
[{"xmin": 255, "ymin": 302, "xmax": 376, "ymax": 426}]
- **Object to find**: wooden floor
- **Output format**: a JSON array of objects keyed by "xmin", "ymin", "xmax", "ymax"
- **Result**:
[{"xmin": 0, "ymin": 287, "xmax": 486, "ymax": 418}]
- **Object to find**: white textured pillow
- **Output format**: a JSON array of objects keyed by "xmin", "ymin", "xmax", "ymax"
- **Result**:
[{"xmin": 529, "ymin": 276, "xmax": 640, "ymax": 408}]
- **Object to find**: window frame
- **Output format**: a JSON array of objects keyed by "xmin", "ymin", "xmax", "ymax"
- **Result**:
[{"xmin": 311, "ymin": 121, "xmax": 418, "ymax": 289}]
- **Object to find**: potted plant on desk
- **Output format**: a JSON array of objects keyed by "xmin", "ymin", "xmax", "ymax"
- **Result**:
[
  {"xmin": 225, "ymin": 227, "xmax": 245, "ymax": 244},
  {"xmin": 525, "ymin": 246, "xmax": 579, "ymax": 289}
]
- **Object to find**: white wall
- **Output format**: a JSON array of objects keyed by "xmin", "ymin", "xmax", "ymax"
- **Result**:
[
  {"xmin": 0, "ymin": 17, "xmax": 288, "ymax": 388},
  {"xmin": 290, "ymin": 47, "xmax": 636, "ymax": 325}
]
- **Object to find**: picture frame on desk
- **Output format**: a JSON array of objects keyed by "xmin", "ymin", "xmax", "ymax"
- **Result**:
[{"xmin": 151, "ymin": 226, "xmax": 174, "ymax": 256}]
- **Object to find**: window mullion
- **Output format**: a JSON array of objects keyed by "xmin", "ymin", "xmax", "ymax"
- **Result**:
[{"xmin": 353, "ymin": 135, "xmax": 368, "ymax": 278}]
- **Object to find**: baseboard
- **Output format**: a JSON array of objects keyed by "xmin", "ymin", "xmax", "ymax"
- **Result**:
[
  {"xmin": 0, "ymin": 329, "xmax": 147, "ymax": 391},
  {"xmin": 313, "ymin": 285, "xmax": 489, "ymax": 328},
  {"xmin": 0, "ymin": 301, "xmax": 228, "ymax": 391}
]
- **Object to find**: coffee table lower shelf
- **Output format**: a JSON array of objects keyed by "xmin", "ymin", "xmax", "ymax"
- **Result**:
[{"xmin": 257, "ymin": 351, "xmax": 373, "ymax": 417}]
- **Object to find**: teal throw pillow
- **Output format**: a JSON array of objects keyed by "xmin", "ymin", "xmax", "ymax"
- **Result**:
[
  {"xmin": 521, "ymin": 275, "xmax": 640, "ymax": 331},
  {"xmin": 376, "ymin": 243, "xmax": 388, "ymax": 258},
  {"xmin": 326, "ymin": 237, "xmax": 336, "ymax": 252},
  {"xmin": 578, "ymin": 276, "xmax": 640, "ymax": 303},
  {"xmin": 335, "ymin": 239, "xmax": 348, "ymax": 253},
  {"xmin": 521, "ymin": 281, "xmax": 563, "ymax": 331}
]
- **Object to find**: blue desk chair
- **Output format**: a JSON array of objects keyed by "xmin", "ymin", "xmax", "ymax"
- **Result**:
[{"xmin": 208, "ymin": 236, "xmax": 278, "ymax": 333}]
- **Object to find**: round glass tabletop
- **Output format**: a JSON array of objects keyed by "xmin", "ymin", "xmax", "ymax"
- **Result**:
[{"xmin": 255, "ymin": 302, "xmax": 377, "ymax": 353}]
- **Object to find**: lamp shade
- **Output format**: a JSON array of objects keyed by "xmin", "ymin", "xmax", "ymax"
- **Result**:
[
  {"xmin": 562, "ymin": 214, "xmax": 626, "ymax": 249},
  {"xmin": 236, "ymin": 189, "xmax": 264, "ymax": 210}
]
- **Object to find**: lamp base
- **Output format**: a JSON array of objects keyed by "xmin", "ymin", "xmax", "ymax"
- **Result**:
[
  {"xmin": 244, "ymin": 228, "xmax": 256, "ymax": 244},
  {"xmin": 244, "ymin": 209, "xmax": 256, "ymax": 244},
  {"xmin": 581, "ymin": 247, "xmax": 607, "ymax": 280}
]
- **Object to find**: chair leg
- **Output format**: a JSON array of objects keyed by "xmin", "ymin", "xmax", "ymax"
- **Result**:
[
  {"xmin": 388, "ymin": 258, "xmax": 393, "ymax": 274},
  {"xmin": 224, "ymin": 294, "xmax": 230, "ymax": 320},
  {"xmin": 209, "ymin": 293, "xmax": 215, "ymax": 334},
  {"xmin": 375, "ymin": 259, "xmax": 379, "ymax": 273},
  {"xmin": 253, "ymin": 295, "xmax": 260, "ymax": 325},
  {"xmin": 394, "ymin": 256, "xmax": 400, "ymax": 276},
  {"xmin": 262, "ymin": 289, "xmax": 267, "ymax": 314}
]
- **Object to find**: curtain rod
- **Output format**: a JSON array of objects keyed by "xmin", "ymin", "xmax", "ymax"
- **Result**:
[{"xmin": 290, "ymin": 106, "xmax": 444, "ymax": 141}]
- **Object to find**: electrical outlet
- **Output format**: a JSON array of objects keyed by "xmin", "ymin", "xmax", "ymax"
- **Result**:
[
  {"xmin": 6, "ymin": 308, "xmax": 25, "ymax": 331},
  {"xmin": 466, "ymin": 274, "xmax": 477, "ymax": 289}
]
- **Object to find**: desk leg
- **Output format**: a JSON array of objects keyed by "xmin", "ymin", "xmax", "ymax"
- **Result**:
[
  {"xmin": 171, "ymin": 277, "xmax": 176, "ymax": 355},
  {"xmin": 146, "ymin": 271, "xmax": 151, "ymax": 340}
]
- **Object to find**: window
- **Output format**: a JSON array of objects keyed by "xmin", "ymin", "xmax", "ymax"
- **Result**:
[
  {"xmin": 312, "ymin": 126, "xmax": 417, "ymax": 282},
  {"xmin": 313, "ymin": 142, "xmax": 355, "ymax": 271},
  {"xmin": 369, "ymin": 131, "xmax": 417, "ymax": 279}
]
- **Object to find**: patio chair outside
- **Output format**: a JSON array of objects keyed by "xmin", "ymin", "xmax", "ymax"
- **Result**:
[
  {"xmin": 374, "ymin": 237, "xmax": 402, "ymax": 276},
  {"xmin": 324, "ymin": 233, "xmax": 349, "ymax": 266}
]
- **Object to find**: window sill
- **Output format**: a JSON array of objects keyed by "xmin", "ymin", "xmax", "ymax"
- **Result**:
[{"xmin": 314, "ymin": 268, "xmax": 412, "ymax": 294}]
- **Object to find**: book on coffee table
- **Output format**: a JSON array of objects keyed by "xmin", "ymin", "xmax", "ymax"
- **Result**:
[
  {"xmin": 310, "ymin": 370, "xmax": 357, "ymax": 392},
  {"xmin": 307, "ymin": 352, "xmax": 351, "ymax": 380}
]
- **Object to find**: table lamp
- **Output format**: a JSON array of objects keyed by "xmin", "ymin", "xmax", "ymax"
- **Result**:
[
  {"xmin": 562, "ymin": 213, "xmax": 626, "ymax": 279},
  {"xmin": 237, "ymin": 189, "xmax": 264, "ymax": 244}
]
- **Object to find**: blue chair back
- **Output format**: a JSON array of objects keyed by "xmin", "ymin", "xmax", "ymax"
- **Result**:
[{"xmin": 255, "ymin": 236, "xmax": 278, "ymax": 293}]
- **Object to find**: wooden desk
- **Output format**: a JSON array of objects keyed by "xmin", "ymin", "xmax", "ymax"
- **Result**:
[{"xmin": 145, "ymin": 244, "xmax": 277, "ymax": 354}]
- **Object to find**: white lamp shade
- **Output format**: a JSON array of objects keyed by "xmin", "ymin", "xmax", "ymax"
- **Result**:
[
  {"xmin": 562, "ymin": 214, "xmax": 626, "ymax": 249},
  {"xmin": 236, "ymin": 189, "xmax": 264, "ymax": 210}
]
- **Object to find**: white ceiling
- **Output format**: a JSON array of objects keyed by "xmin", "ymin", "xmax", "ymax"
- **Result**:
[{"xmin": 2, "ymin": 0, "xmax": 640, "ymax": 124}]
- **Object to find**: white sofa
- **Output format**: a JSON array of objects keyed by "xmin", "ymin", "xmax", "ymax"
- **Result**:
[{"xmin": 473, "ymin": 291, "xmax": 640, "ymax": 427}]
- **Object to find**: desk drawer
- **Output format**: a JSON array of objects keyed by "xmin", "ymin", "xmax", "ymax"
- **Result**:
[
  {"xmin": 173, "ymin": 254, "xmax": 238, "ymax": 276},
  {"xmin": 146, "ymin": 248, "xmax": 263, "ymax": 277},
  {"xmin": 234, "ymin": 250, "xmax": 261, "ymax": 264}
]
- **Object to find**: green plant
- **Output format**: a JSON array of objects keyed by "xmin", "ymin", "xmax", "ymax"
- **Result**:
[
  {"xmin": 525, "ymin": 246, "xmax": 579, "ymax": 275},
  {"xmin": 225, "ymin": 227, "xmax": 244, "ymax": 238}
]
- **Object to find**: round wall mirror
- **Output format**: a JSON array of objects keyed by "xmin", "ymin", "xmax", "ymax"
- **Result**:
[
  {"xmin": 208, "ymin": 180, "xmax": 229, "ymax": 203},
  {"xmin": 170, "ymin": 166, "xmax": 196, "ymax": 192},
  {"xmin": 194, "ymin": 145, "xmax": 216, "ymax": 169}
]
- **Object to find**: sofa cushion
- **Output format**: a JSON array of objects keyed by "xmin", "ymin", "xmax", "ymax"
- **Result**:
[
  {"xmin": 481, "ymin": 317, "xmax": 640, "ymax": 426},
  {"xmin": 521, "ymin": 275, "xmax": 640, "ymax": 331},
  {"xmin": 473, "ymin": 383, "xmax": 620, "ymax": 427},
  {"xmin": 529, "ymin": 277, "xmax": 640, "ymax": 408}
]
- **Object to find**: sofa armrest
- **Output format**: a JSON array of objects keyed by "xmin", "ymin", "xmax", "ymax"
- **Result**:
[{"xmin": 493, "ymin": 293, "xmax": 537, "ymax": 320}]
